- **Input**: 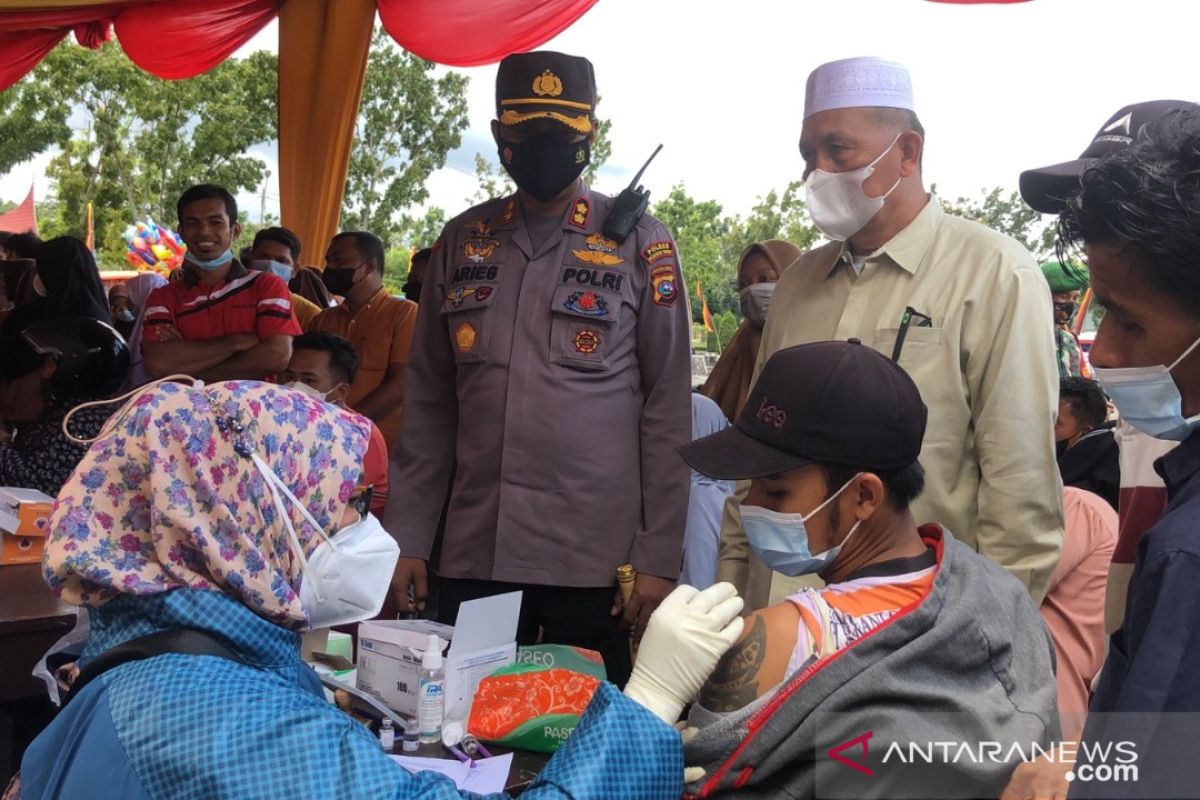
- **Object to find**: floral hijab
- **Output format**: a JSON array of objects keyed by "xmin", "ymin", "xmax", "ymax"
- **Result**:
[{"xmin": 44, "ymin": 380, "xmax": 372, "ymax": 630}]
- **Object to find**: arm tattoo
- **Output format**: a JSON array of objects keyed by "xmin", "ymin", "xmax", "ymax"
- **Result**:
[{"xmin": 699, "ymin": 614, "xmax": 767, "ymax": 712}]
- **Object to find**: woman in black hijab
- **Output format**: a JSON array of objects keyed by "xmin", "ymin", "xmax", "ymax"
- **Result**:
[{"xmin": 1, "ymin": 236, "xmax": 111, "ymax": 339}]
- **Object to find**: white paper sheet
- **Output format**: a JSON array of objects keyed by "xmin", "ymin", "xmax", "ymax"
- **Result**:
[{"xmin": 390, "ymin": 752, "xmax": 513, "ymax": 794}]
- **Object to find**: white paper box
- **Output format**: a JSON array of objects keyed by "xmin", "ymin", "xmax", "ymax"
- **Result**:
[{"xmin": 356, "ymin": 591, "xmax": 521, "ymax": 723}]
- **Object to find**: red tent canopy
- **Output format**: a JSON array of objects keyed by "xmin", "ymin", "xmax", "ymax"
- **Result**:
[
  {"xmin": 0, "ymin": 0, "xmax": 598, "ymax": 254},
  {"xmin": 0, "ymin": 185, "xmax": 37, "ymax": 234}
]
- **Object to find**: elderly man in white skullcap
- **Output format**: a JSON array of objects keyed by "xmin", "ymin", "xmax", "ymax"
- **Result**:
[{"xmin": 716, "ymin": 56, "xmax": 1064, "ymax": 609}]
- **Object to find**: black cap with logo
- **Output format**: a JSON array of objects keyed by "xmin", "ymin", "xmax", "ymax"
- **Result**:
[
  {"xmin": 1020, "ymin": 100, "xmax": 1200, "ymax": 214},
  {"xmin": 679, "ymin": 339, "xmax": 927, "ymax": 480},
  {"xmin": 495, "ymin": 50, "xmax": 596, "ymax": 135}
]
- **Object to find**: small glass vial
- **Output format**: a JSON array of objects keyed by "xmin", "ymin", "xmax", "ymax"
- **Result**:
[
  {"xmin": 379, "ymin": 718, "xmax": 395, "ymax": 752},
  {"xmin": 402, "ymin": 725, "xmax": 420, "ymax": 753}
]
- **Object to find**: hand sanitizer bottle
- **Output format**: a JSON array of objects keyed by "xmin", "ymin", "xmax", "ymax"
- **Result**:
[{"xmin": 417, "ymin": 633, "xmax": 444, "ymax": 744}]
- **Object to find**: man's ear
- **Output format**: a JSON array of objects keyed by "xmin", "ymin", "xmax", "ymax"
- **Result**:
[
  {"xmin": 38, "ymin": 357, "xmax": 57, "ymax": 382},
  {"xmin": 331, "ymin": 382, "xmax": 352, "ymax": 408},
  {"xmin": 854, "ymin": 472, "xmax": 886, "ymax": 520},
  {"xmin": 898, "ymin": 131, "xmax": 923, "ymax": 178},
  {"xmin": 232, "ymin": 220, "xmax": 243, "ymax": 244}
]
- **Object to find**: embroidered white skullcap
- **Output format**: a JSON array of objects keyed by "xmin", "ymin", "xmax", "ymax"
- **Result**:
[{"xmin": 804, "ymin": 57, "xmax": 915, "ymax": 120}]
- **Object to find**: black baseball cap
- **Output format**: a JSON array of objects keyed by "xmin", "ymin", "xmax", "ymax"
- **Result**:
[
  {"xmin": 495, "ymin": 51, "xmax": 595, "ymax": 134},
  {"xmin": 1020, "ymin": 100, "xmax": 1199, "ymax": 214},
  {"xmin": 679, "ymin": 340, "xmax": 927, "ymax": 480}
]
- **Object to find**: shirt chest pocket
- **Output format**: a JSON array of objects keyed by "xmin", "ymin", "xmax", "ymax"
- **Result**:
[
  {"xmin": 873, "ymin": 325, "xmax": 945, "ymax": 386},
  {"xmin": 550, "ymin": 284, "xmax": 622, "ymax": 371},
  {"xmin": 440, "ymin": 285, "xmax": 498, "ymax": 364}
]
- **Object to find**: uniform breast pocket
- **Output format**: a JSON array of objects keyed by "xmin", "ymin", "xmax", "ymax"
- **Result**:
[
  {"xmin": 550, "ymin": 284, "xmax": 621, "ymax": 371},
  {"xmin": 440, "ymin": 285, "xmax": 498, "ymax": 364},
  {"xmin": 873, "ymin": 325, "xmax": 943, "ymax": 372}
]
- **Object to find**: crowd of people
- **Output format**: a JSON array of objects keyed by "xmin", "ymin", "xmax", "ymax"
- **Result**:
[{"xmin": 1, "ymin": 49, "xmax": 1199, "ymax": 799}]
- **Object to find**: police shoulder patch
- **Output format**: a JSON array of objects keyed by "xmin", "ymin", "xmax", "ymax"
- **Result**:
[
  {"xmin": 642, "ymin": 240, "xmax": 675, "ymax": 264},
  {"xmin": 650, "ymin": 264, "xmax": 679, "ymax": 307}
]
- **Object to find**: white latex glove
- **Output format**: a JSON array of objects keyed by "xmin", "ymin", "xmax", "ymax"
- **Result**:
[{"xmin": 623, "ymin": 582, "xmax": 745, "ymax": 725}]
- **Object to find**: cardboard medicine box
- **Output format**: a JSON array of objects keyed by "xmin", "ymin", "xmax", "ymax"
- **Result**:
[
  {"xmin": 357, "ymin": 591, "xmax": 521, "ymax": 723},
  {"xmin": 0, "ymin": 488, "xmax": 54, "ymax": 565}
]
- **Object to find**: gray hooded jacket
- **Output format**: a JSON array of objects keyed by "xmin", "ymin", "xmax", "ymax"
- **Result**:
[{"xmin": 684, "ymin": 528, "xmax": 1060, "ymax": 799}]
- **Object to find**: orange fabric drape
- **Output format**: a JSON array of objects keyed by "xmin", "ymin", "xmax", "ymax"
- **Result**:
[{"xmin": 276, "ymin": 0, "xmax": 374, "ymax": 266}]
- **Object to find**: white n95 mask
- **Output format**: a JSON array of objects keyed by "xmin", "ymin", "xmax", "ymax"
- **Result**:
[
  {"xmin": 804, "ymin": 133, "xmax": 902, "ymax": 241},
  {"xmin": 251, "ymin": 452, "xmax": 399, "ymax": 629}
]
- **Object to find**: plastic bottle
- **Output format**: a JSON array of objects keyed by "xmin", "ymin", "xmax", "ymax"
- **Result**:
[
  {"xmin": 417, "ymin": 633, "xmax": 445, "ymax": 744},
  {"xmin": 379, "ymin": 718, "xmax": 395, "ymax": 751}
]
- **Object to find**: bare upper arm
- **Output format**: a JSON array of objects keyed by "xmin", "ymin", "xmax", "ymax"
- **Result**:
[{"xmin": 698, "ymin": 602, "xmax": 801, "ymax": 713}]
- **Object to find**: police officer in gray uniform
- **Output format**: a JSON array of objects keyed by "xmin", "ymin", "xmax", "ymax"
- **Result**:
[{"xmin": 389, "ymin": 51, "xmax": 692, "ymax": 684}]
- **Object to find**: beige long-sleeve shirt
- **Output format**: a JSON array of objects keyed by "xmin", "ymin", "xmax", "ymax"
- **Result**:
[{"xmin": 717, "ymin": 197, "xmax": 1064, "ymax": 607}]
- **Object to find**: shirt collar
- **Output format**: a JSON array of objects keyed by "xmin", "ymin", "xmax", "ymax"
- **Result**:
[
  {"xmin": 334, "ymin": 285, "xmax": 388, "ymax": 317},
  {"xmin": 182, "ymin": 258, "xmax": 249, "ymax": 288},
  {"xmin": 489, "ymin": 182, "xmax": 596, "ymax": 235},
  {"xmin": 1155, "ymin": 429, "xmax": 1200, "ymax": 491},
  {"xmin": 828, "ymin": 196, "xmax": 942, "ymax": 278}
]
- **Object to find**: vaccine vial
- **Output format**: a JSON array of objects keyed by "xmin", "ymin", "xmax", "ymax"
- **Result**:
[{"xmin": 379, "ymin": 718, "xmax": 395, "ymax": 751}]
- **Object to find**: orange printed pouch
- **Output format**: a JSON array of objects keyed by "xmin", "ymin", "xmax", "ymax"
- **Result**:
[{"xmin": 467, "ymin": 645, "xmax": 607, "ymax": 753}]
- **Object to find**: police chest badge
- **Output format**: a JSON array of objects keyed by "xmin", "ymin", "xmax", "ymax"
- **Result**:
[
  {"xmin": 463, "ymin": 221, "xmax": 500, "ymax": 263},
  {"xmin": 573, "ymin": 329, "xmax": 601, "ymax": 354},
  {"xmin": 651, "ymin": 265, "xmax": 679, "ymax": 307},
  {"xmin": 563, "ymin": 290, "xmax": 609, "ymax": 317},
  {"xmin": 573, "ymin": 232, "xmax": 624, "ymax": 266},
  {"xmin": 455, "ymin": 322, "xmax": 477, "ymax": 352}
]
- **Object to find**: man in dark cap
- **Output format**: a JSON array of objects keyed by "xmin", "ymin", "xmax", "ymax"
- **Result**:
[
  {"xmin": 389, "ymin": 51, "xmax": 692, "ymax": 684},
  {"xmin": 676, "ymin": 340, "xmax": 1055, "ymax": 798},
  {"xmin": 1006, "ymin": 102, "xmax": 1200, "ymax": 800}
]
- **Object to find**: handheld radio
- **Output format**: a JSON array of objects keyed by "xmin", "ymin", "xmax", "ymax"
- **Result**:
[{"xmin": 602, "ymin": 144, "xmax": 663, "ymax": 244}]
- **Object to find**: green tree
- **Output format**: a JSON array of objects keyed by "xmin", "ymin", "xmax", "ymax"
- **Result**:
[
  {"xmin": 738, "ymin": 181, "xmax": 821, "ymax": 252},
  {"xmin": 938, "ymin": 185, "xmax": 1055, "ymax": 258},
  {"xmin": 652, "ymin": 184, "xmax": 739, "ymax": 321},
  {"xmin": 342, "ymin": 29, "xmax": 470, "ymax": 238},
  {"xmin": 1, "ymin": 40, "xmax": 278, "ymax": 261}
]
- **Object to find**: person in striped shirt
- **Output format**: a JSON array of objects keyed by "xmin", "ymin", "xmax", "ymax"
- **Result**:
[{"xmin": 141, "ymin": 185, "xmax": 301, "ymax": 382}]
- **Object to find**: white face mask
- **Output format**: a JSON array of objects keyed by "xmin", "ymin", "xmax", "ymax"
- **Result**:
[
  {"xmin": 1093, "ymin": 334, "xmax": 1200, "ymax": 441},
  {"xmin": 251, "ymin": 452, "xmax": 399, "ymax": 629},
  {"xmin": 739, "ymin": 283, "xmax": 776, "ymax": 327},
  {"xmin": 804, "ymin": 134, "xmax": 902, "ymax": 241},
  {"xmin": 285, "ymin": 381, "xmax": 338, "ymax": 404}
]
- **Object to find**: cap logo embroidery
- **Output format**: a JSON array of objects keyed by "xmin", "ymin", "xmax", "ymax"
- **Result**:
[
  {"xmin": 532, "ymin": 70, "xmax": 563, "ymax": 97},
  {"xmin": 1103, "ymin": 112, "xmax": 1133, "ymax": 136},
  {"xmin": 755, "ymin": 397, "xmax": 788, "ymax": 430}
]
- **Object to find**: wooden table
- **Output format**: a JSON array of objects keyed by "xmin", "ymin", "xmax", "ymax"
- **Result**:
[{"xmin": 0, "ymin": 563, "xmax": 75, "ymax": 703}]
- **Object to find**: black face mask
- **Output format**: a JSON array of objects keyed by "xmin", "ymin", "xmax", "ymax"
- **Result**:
[
  {"xmin": 499, "ymin": 135, "xmax": 590, "ymax": 202},
  {"xmin": 402, "ymin": 281, "xmax": 422, "ymax": 304},
  {"xmin": 322, "ymin": 265, "xmax": 361, "ymax": 297},
  {"xmin": 1054, "ymin": 301, "xmax": 1078, "ymax": 326}
]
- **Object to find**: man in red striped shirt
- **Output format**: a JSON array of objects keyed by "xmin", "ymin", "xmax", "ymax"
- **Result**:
[{"xmin": 142, "ymin": 185, "xmax": 300, "ymax": 382}]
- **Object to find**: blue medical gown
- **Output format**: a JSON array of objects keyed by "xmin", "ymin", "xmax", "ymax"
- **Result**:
[{"xmin": 19, "ymin": 589, "xmax": 682, "ymax": 799}]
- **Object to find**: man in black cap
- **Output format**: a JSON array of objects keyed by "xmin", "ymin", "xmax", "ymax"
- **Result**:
[
  {"xmin": 389, "ymin": 51, "xmax": 692, "ymax": 684},
  {"xmin": 1022, "ymin": 100, "xmax": 1200, "ymax": 636},
  {"xmin": 675, "ymin": 340, "xmax": 1055, "ymax": 798}
]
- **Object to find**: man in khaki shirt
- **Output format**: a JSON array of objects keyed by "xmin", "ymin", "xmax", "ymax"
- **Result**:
[{"xmin": 718, "ymin": 57, "xmax": 1063, "ymax": 608}]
